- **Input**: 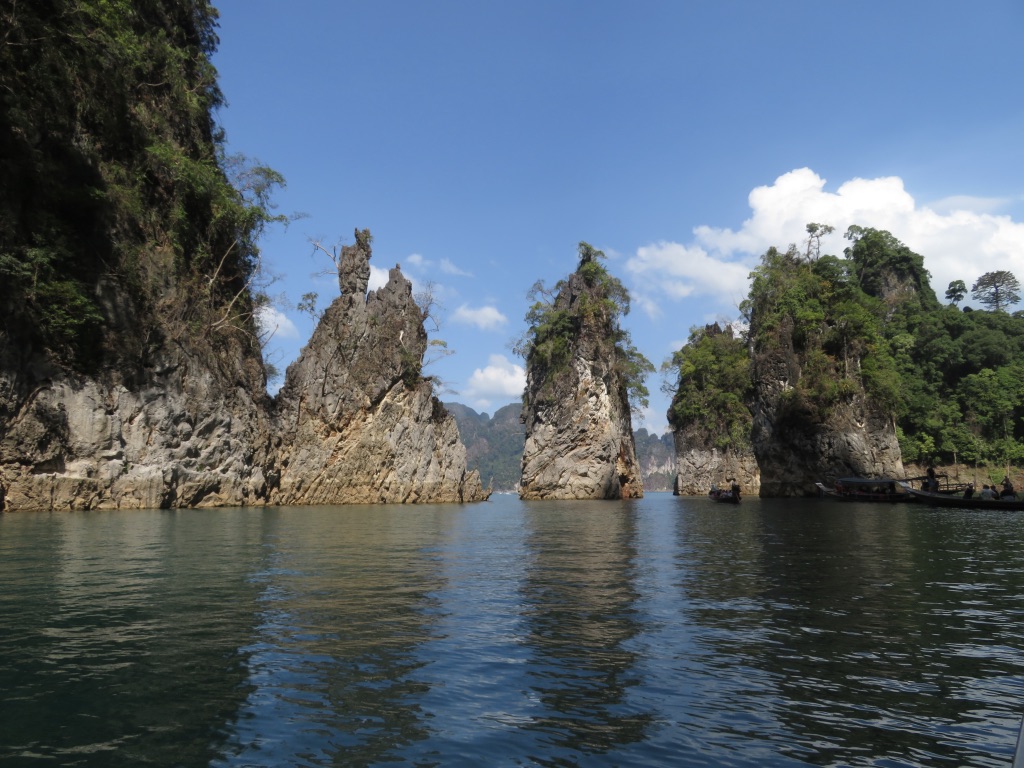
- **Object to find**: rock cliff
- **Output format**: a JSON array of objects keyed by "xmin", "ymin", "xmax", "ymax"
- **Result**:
[
  {"xmin": 269, "ymin": 233, "xmax": 489, "ymax": 504},
  {"xmin": 672, "ymin": 435, "xmax": 760, "ymax": 496},
  {"xmin": 0, "ymin": 309, "xmax": 272, "ymax": 512},
  {"xmin": 0, "ymin": 232, "xmax": 488, "ymax": 510},
  {"xmin": 518, "ymin": 245, "xmax": 647, "ymax": 500},
  {"xmin": 748, "ymin": 329, "xmax": 903, "ymax": 495}
]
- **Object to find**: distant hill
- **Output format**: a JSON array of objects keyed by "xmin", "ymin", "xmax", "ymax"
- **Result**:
[
  {"xmin": 633, "ymin": 428, "xmax": 676, "ymax": 492},
  {"xmin": 445, "ymin": 402, "xmax": 675, "ymax": 493},
  {"xmin": 444, "ymin": 402, "xmax": 525, "ymax": 492}
]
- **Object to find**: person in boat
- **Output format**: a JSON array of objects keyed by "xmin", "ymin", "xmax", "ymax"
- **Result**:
[
  {"xmin": 979, "ymin": 484, "xmax": 997, "ymax": 500},
  {"xmin": 925, "ymin": 467, "xmax": 939, "ymax": 492},
  {"xmin": 1001, "ymin": 477, "xmax": 1016, "ymax": 499},
  {"xmin": 729, "ymin": 478, "xmax": 741, "ymax": 500},
  {"xmin": 963, "ymin": 484, "xmax": 975, "ymax": 499}
]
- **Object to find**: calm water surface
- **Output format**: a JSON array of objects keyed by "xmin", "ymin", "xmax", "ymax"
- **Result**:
[{"xmin": 2, "ymin": 494, "xmax": 1024, "ymax": 767}]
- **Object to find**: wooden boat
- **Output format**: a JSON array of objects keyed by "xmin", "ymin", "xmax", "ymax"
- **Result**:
[
  {"xmin": 815, "ymin": 477, "xmax": 914, "ymax": 503},
  {"xmin": 708, "ymin": 487, "xmax": 740, "ymax": 504},
  {"xmin": 906, "ymin": 487, "xmax": 1024, "ymax": 511}
]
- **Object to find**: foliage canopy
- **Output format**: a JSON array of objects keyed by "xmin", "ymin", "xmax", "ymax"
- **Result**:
[
  {"xmin": 0, "ymin": 0, "xmax": 284, "ymax": 374},
  {"xmin": 515, "ymin": 242, "xmax": 654, "ymax": 413}
]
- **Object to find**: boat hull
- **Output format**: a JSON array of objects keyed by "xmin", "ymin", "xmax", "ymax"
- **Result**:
[{"xmin": 908, "ymin": 489, "xmax": 1024, "ymax": 511}]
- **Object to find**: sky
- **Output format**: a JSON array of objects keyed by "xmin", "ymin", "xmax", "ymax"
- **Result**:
[{"xmin": 211, "ymin": 1, "xmax": 1024, "ymax": 435}]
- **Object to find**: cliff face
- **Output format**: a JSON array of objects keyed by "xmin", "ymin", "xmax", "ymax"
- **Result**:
[
  {"xmin": 0, "ymin": 316, "xmax": 271, "ymax": 512},
  {"xmin": 0, "ymin": 233, "xmax": 488, "ymax": 510},
  {"xmin": 672, "ymin": 433, "xmax": 760, "ymax": 496},
  {"xmin": 269, "ymin": 234, "xmax": 488, "ymax": 504},
  {"xmin": 519, "ymin": 262, "xmax": 645, "ymax": 500},
  {"xmin": 0, "ymin": 6, "xmax": 485, "ymax": 511},
  {"xmin": 748, "ymin": 319, "xmax": 903, "ymax": 496}
]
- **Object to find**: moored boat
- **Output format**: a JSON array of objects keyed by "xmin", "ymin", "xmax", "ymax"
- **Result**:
[
  {"xmin": 906, "ymin": 487, "xmax": 1024, "ymax": 511},
  {"xmin": 816, "ymin": 477, "xmax": 914, "ymax": 503}
]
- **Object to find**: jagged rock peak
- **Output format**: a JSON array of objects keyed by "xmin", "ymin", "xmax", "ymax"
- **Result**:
[
  {"xmin": 338, "ymin": 228, "xmax": 372, "ymax": 298},
  {"xmin": 518, "ymin": 242, "xmax": 646, "ymax": 500},
  {"xmin": 270, "ymin": 229, "xmax": 490, "ymax": 505}
]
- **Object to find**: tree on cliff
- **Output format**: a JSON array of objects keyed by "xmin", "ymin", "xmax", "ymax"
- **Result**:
[
  {"xmin": 971, "ymin": 270, "xmax": 1021, "ymax": 313},
  {"xmin": 741, "ymin": 242, "xmax": 902, "ymax": 423},
  {"xmin": 514, "ymin": 242, "xmax": 653, "ymax": 413},
  {"xmin": 0, "ymin": 0, "xmax": 283, "ymax": 376},
  {"xmin": 664, "ymin": 323, "xmax": 752, "ymax": 452}
]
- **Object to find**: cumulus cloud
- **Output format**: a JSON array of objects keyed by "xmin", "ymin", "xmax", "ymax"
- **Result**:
[
  {"xmin": 627, "ymin": 167, "xmax": 1024, "ymax": 316},
  {"xmin": 462, "ymin": 354, "xmax": 526, "ymax": 408},
  {"xmin": 255, "ymin": 306, "xmax": 300, "ymax": 340},
  {"xmin": 452, "ymin": 304, "xmax": 508, "ymax": 330}
]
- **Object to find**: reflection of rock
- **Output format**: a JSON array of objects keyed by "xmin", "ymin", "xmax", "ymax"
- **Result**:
[
  {"xmin": 521, "ymin": 503, "xmax": 649, "ymax": 750},
  {"xmin": 266, "ymin": 233, "xmax": 489, "ymax": 505},
  {"xmin": 520, "ymin": 269, "xmax": 643, "ymax": 500}
]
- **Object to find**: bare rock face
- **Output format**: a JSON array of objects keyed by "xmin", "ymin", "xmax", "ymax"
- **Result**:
[
  {"xmin": 0, "ymin": 230, "xmax": 488, "ymax": 510},
  {"xmin": 0, "ymin": 342, "xmax": 271, "ymax": 512},
  {"xmin": 749, "ymin": 327, "xmax": 903, "ymax": 496},
  {"xmin": 672, "ymin": 432, "xmax": 760, "ymax": 496},
  {"xmin": 519, "ymin": 268, "xmax": 643, "ymax": 500},
  {"xmin": 269, "ymin": 232, "xmax": 489, "ymax": 505}
]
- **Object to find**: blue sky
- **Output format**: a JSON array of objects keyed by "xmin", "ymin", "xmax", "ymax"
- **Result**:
[{"xmin": 211, "ymin": 1, "xmax": 1024, "ymax": 434}]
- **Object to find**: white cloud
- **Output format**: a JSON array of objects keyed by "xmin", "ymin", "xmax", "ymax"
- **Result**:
[
  {"xmin": 369, "ymin": 265, "xmax": 390, "ymax": 292},
  {"xmin": 628, "ymin": 167, "xmax": 1024, "ymax": 315},
  {"xmin": 255, "ymin": 306, "xmax": 299, "ymax": 340},
  {"xmin": 462, "ymin": 354, "xmax": 526, "ymax": 409},
  {"xmin": 452, "ymin": 304, "xmax": 508, "ymax": 330},
  {"xmin": 440, "ymin": 257, "xmax": 472, "ymax": 277}
]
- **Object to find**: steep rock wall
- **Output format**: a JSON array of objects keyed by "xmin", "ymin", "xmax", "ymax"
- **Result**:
[
  {"xmin": 749, "ymin": 325, "xmax": 903, "ymax": 496},
  {"xmin": 269, "ymin": 234, "xmax": 488, "ymax": 505},
  {"xmin": 0, "ymin": 330, "xmax": 271, "ymax": 511},
  {"xmin": 672, "ymin": 431, "xmax": 760, "ymax": 496},
  {"xmin": 519, "ymin": 269, "xmax": 643, "ymax": 500}
]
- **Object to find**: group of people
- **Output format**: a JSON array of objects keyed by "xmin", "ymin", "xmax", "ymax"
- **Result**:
[
  {"xmin": 926, "ymin": 467, "xmax": 1017, "ymax": 500},
  {"xmin": 967, "ymin": 477, "xmax": 1016, "ymax": 500}
]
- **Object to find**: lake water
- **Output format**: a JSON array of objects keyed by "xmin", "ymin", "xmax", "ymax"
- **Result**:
[{"xmin": 2, "ymin": 494, "xmax": 1024, "ymax": 767}]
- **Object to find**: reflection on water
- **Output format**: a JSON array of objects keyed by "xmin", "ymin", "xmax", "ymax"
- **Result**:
[{"xmin": 1, "ymin": 497, "xmax": 1024, "ymax": 767}]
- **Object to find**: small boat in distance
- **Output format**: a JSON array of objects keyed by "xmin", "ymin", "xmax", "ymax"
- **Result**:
[
  {"xmin": 816, "ymin": 477, "xmax": 914, "ymax": 503},
  {"xmin": 709, "ymin": 480, "xmax": 741, "ymax": 504}
]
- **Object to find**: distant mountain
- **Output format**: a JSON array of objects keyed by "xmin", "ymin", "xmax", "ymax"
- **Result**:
[
  {"xmin": 445, "ymin": 402, "xmax": 676, "ymax": 494},
  {"xmin": 444, "ymin": 402, "xmax": 525, "ymax": 492},
  {"xmin": 632, "ymin": 428, "xmax": 676, "ymax": 492}
]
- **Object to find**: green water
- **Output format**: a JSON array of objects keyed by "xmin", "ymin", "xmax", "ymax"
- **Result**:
[{"xmin": 1, "ymin": 495, "xmax": 1023, "ymax": 766}]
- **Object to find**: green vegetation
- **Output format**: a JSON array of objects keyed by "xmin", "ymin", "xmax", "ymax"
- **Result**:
[
  {"xmin": 0, "ymin": 1, "xmax": 283, "ymax": 372},
  {"xmin": 664, "ymin": 323, "xmax": 752, "ymax": 451},
  {"xmin": 515, "ymin": 242, "xmax": 653, "ymax": 412},
  {"xmin": 667, "ymin": 222, "xmax": 1024, "ymax": 471}
]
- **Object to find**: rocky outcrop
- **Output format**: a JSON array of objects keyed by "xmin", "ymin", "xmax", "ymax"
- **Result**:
[
  {"xmin": 0, "ymin": 326, "xmax": 272, "ymax": 512},
  {"xmin": 0, "ymin": 232, "xmax": 488, "ymax": 510},
  {"xmin": 672, "ymin": 435, "xmax": 760, "ymax": 496},
  {"xmin": 519, "ymin": 251, "xmax": 645, "ymax": 500},
  {"xmin": 269, "ymin": 232, "xmax": 488, "ymax": 504},
  {"xmin": 749, "ymin": 319, "xmax": 903, "ymax": 496}
]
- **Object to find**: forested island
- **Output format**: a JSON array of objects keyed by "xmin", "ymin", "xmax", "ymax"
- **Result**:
[{"xmin": 664, "ymin": 225, "xmax": 1024, "ymax": 495}]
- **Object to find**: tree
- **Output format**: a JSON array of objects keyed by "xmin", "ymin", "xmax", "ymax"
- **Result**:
[
  {"xmin": 945, "ymin": 280, "xmax": 967, "ymax": 306},
  {"xmin": 971, "ymin": 270, "xmax": 1021, "ymax": 313}
]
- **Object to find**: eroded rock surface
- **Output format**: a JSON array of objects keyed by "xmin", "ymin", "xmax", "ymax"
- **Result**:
[
  {"xmin": 270, "ymin": 233, "xmax": 488, "ymax": 504},
  {"xmin": 519, "ymin": 264, "xmax": 644, "ymax": 500}
]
